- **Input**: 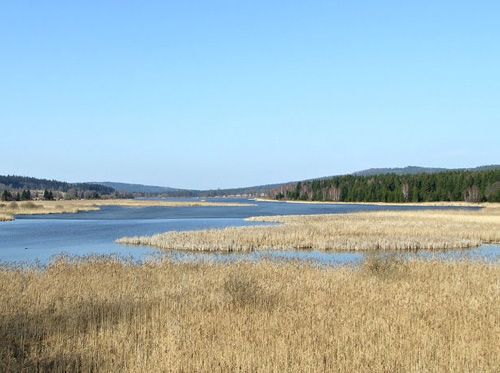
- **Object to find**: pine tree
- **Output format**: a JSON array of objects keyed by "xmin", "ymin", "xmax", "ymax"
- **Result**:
[
  {"xmin": 1, "ymin": 190, "xmax": 12, "ymax": 201},
  {"xmin": 21, "ymin": 190, "xmax": 31, "ymax": 201},
  {"xmin": 43, "ymin": 189, "xmax": 54, "ymax": 200}
]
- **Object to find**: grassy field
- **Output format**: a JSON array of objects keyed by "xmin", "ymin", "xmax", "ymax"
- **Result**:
[
  {"xmin": 118, "ymin": 206, "xmax": 500, "ymax": 252},
  {"xmin": 0, "ymin": 199, "xmax": 253, "ymax": 221},
  {"xmin": 0, "ymin": 258, "xmax": 498, "ymax": 372}
]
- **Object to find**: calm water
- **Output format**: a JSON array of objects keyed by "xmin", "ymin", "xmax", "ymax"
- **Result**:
[{"xmin": 0, "ymin": 198, "xmax": 497, "ymax": 266}]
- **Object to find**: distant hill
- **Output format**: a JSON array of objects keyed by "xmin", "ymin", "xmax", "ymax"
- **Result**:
[
  {"xmin": 201, "ymin": 182, "xmax": 289, "ymax": 197},
  {"xmin": 353, "ymin": 166, "xmax": 449, "ymax": 176},
  {"xmin": 212, "ymin": 165, "xmax": 499, "ymax": 196},
  {"xmin": 96, "ymin": 182, "xmax": 188, "ymax": 194},
  {"xmin": 353, "ymin": 165, "xmax": 500, "ymax": 177},
  {"xmin": 3, "ymin": 165, "xmax": 499, "ymax": 200},
  {"xmin": 0, "ymin": 175, "xmax": 115, "ymax": 194},
  {"xmin": 94, "ymin": 165, "xmax": 500, "ymax": 197},
  {"xmin": 94, "ymin": 181, "xmax": 287, "ymax": 197}
]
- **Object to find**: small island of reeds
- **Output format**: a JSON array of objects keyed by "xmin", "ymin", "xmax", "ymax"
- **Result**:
[
  {"xmin": 118, "ymin": 205, "xmax": 500, "ymax": 252},
  {"xmin": 0, "ymin": 199, "xmax": 253, "ymax": 221}
]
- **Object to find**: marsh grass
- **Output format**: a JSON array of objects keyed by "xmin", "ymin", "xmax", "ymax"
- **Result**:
[
  {"xmin": 0, "ymin": 199, "xmax": 253, "ymax": 221},
  {"xmin": 118, "ymin": 207, "xmax": 500, "ymax": 252},
  {"xmin": 223, "ymin": 272, "xmax": 279, "ymax": 310},
  {"xmin": 363, "ymin": 252, "xmax": 405, "ymax": 279},
  {"xmin": 0, "ymin": 258, "xmax": 498, "ymax": 372},
  {"xmin": 19, "ymin": 201, "xmax": 41, "ymax": 209}
]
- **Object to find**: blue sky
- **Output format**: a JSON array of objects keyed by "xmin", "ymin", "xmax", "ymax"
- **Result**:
[{"xmin": 1, "ymin": 1, "xmax": 499, "ymax": 189}]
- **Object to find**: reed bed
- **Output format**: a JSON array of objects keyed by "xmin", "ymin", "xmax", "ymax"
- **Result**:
[
  {"xmin": 0, "ymin": 258, "xmax": 498, "ymax": 372},
  {"xmin": 0, "ymin": 199, "xmax": 252, "ymax": 221},
  {"xmin": 118, "ymin": 207, "xmax": 500, "ymax": 252},
  {"xmin": 0, "ymin": 201, "xmax": 100, "ymax": 220},
  {"xmin": 0, "ymin": 213, "xmax": 14, "ymax": 221}
]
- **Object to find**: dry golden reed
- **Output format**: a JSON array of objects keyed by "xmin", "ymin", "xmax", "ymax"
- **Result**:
[
  {"xmin": 118, "ymin": 207, "xmax": 500, "ymax": 252},
  {"xmin": 0, "ymin": 259, "xmax": 498, "ymax": 372},
  {"xmin": 0, "ymin": 199, "xmax": 253, "ymax": 221}
]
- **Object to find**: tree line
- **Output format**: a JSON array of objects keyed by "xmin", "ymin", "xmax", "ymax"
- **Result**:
[
  {"xmin": 270, "ymin": 169, "xmax": 500, "ymax": 203},
  {"xmin": 0, "ymin": 175, "xmax": 120, "ymax": 201},
  {"xmin": 0, "ymin": 175, "xmax": 114, "ymax": 194},
  {"xmin": 1, "ymin": 189, "xmax": 54, "ymax": 201}
]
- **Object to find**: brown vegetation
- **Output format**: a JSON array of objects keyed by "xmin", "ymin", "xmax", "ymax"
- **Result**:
[
  {"xmin": 118, "ymin": 207, "xmax": 500, "ymax": 252},
  {"xmin": 0, "ymin": 199, "xmax": 253, "ymax": 221},
  {"xmin": 0, "ymin": 214, "xmax": 13, "ymax": 222},
  {"xmin": 0, "ymin": 259, "xmax": 498, "ymax": 372}
]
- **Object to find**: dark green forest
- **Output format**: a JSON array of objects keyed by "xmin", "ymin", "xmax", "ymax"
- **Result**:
[
  {"xmin": 0, "ymin": 175, "xmax": 116, "ymax": 200},
  {"xmin": 0, "ymin": 175, "xmax": 114, "ymax": 194},
  {"xmin": 271, "ymin": 170, "xmax": 500, "ymax": 203}
]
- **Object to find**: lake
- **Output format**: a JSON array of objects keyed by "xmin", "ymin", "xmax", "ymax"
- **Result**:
[{"xmin": 0, "ymin": 198, "xmax": 497, "ymax": 266}]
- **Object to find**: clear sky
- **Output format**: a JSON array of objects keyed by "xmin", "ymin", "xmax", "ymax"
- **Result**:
[{"xmin": 1, "ymin": 1, "xmax": 499, "ymax": 189}]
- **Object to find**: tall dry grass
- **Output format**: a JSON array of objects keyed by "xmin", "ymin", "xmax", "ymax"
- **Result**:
[
  {"xmin": 0, "ymin": 214, "xmax": 13, "ymax": 221},
  {"xmin": 0, "ymin": 199, "xmax": 253, "ymax": 221},
  {"xmin": 118, "ymin": 207, "xmax": 500, "ymax": 252},
  {"xmin": 0, "ymin": 259, "xmax": 498, "ymax": 372}
]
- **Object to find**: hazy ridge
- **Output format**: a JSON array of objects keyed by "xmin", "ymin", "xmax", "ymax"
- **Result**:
[
  {"xmin": 95, "ymin": 165, "xmax": 500, "ymax": 196},
  {"xmin": 2, "ymin": 165, "xmax": 499, "ymax": 197}
]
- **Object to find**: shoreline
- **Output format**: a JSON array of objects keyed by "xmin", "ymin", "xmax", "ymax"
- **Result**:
[
  {"xmin": 0, "ymin": 214, "xmax": 14, "ymax": 222},
  {"xmin": 253, "ymin": 197, "xmax": 494, "ymax": 208},
  {"xmin": 0, "ymin": 199, "xmax": 255, "ymax": 222}
]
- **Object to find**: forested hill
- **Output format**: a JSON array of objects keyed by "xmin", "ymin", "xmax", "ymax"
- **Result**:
[
  {"xmin": 270, "ymin": 169, "xmax": 500, "ymax": 203},
  {"xmin": 353, "ymin": 165, "xmax": 500, "ymax": 176},
  {"xmin": 95, "ymin": 181, "xmax": 189, "ymax": 195},
  {"xmin": 0, "ymin": 175, "xmax": 114, "ymax": 194},
  {"xmin": 94, "ymin": 181, "xmax": 290, "ymax": 197}
]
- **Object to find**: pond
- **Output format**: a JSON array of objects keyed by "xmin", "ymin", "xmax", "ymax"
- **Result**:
[{"xmin": 0, "ymin": 198, "xmax": 496, "ymax": 266}]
